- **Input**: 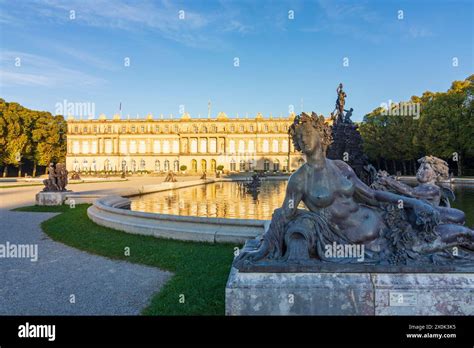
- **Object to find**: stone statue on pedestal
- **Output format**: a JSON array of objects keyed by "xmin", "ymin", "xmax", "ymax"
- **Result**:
[
  {"xmin": 42, "ymin": 163, "xmax": 68, "ymax": 192},
  {"xmin": 234, "ymin": 112, "xmax": 474, "ymax": 270}
]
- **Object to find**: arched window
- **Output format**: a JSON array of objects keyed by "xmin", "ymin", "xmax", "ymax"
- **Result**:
[
  {"xmin": 121, "ymin": 160, "xmax": 127, "ymax": 172},
  {"xmin": 239, "ymin": 160, "xmax": 246, "ymax": 172},
  {"xmin": 174, "ymin": 160, "xmax": 179, "ymax": 172},
  {"xmin": 131, "ymin": 160, "xmax": 137, "ymax": 172},
  {"xmin": 82, "ymin": 159, "xmax": 88, "ymax": 171},
  {"xmin": 264, "ymin": 159, "xmax": 270, "ymax": 171},
  {"xmin": 92, "ymin": 159, "xmax": 97, "ymax": 172},
  {"xmin": 191, "ymin": 159, "xmax": 197, "ymax": 172},
  {"xmin": 155, "ymin": 160, "xmax": 160, "ymax": 172},
  {"xmin": 201, "ymin": 126, "xmax": 207, "ymax": 133},
  {"xmin": 164, "ymin": 160, "xmax": 170, "ymax": 172},
  {"xmin": 140, "ymin": 159, "xmax": 146, "ymax": 170},
  {"xmin": 230, "ymin": 159, "xmax": 236, "ymax": 172},
  {"xmin": 272, "ymin": 139, "xmax": 279, "ymax": 153},
  {"xmin": 238, "ymin": 140, "xmax": 245, "ymax": 153},
  {"xmin": 262, "ymin": 139, "xmax": 269, "ymax": 153},
  {"xmin": 273, "ymin": 159, "xmax": 280, "ymax": 171}
]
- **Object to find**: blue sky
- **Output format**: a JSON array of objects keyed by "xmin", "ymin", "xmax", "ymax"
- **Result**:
[{"xmin": 0, "ymin": 0, "xmax": 472, "ymax": 122}]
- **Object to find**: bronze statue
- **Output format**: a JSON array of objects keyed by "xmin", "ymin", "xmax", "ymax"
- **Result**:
[
  {"xmin": 335, "ymin": 83, "xmax": 346, "ymax": 121},
  {"xmin": 164, "ymin": 171, "xmax": 177, "ymax": 182},
  {"xmin": 42, "ymin": 163, "xmax": 68, "ymax": 191},
  {"xmin": 235, "ymin": 112, "xmax": 474, "ymax": 268},
  {"xmin": 373, "ymin": 156, "xmax": 463, "ymax": 224}
]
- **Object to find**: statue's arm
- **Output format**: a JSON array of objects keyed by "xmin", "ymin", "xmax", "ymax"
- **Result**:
[
  {"xmin": 381, "ymin": 176, "xmax": 415, "ymax": 197},
  {"xmin": 334, "ymin": 160, "xmax": 431, "ymax": 209}
]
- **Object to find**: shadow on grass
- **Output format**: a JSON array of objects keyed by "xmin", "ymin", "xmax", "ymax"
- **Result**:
[{"xmin": 14, "ymin": 204, "xmax": 237, "ymax": 315}]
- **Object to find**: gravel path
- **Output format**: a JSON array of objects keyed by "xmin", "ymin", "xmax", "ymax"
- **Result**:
[{"xmin": 0, "ymin": 209, "xmax": 172, "ymax": 315}]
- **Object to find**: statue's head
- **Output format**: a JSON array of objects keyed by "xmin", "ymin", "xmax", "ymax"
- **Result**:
[
  {"xmin": 289, "ymin": 112, "xmax": 332, "ymax": 156},
  {"xmin": 416, "ymin": 156, "xmax": 449, "ymax": 183}
]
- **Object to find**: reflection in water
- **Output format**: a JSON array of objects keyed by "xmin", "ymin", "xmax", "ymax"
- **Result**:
[
  {"xmin": 130, "ymin": 181, "xmax": 474, "ymax": 223},
  {"xmin": 130, "ymin": 181, "xmax": 289, "ymax": 220}
]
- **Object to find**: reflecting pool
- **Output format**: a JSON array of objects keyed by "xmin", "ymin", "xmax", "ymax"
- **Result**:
[{"xmin": 130, "ymin": 180, "xmax": 474, "ymax": 224}]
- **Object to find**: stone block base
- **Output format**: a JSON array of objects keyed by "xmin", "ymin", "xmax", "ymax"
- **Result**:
[
  {"xmin": 35, "ymin": 191, "xmax": 70, "ymax": 206},
  {"xmin": 225, "ymin": 267, "xmax": 474, "ymax": 315}
]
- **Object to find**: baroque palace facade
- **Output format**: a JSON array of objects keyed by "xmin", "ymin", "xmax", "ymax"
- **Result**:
[{"xmin": 65, "ymin": 112, "xmax": 306, "ymax": 174}]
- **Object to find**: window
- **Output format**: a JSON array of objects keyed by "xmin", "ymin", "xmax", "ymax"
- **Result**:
[
  {"xmin": 264, "ymin": 124, "xmax": 268, "ymax": 132},
  {"xmin": 248, "ymin": 140, "xmax": 255, "ymax": 153},
  {"xmin": 193, "ymin": 126, "xmax": 198, "ymax": 133},
  {"xmin": 249, "ymin": 125, "xmax": 254, "ymax": 132},
  {"xmin": 74, "ymin": 126, "xmax": 78, "ymax": 133},
  {"xmin": 129, "ymin": 140, "xmax": 137, "ymax": 153},
  {"xmin": 82, "ymin": 141, "xmax": 89, "ymax": 154},
  {"xmin": 91, "ymin": 141, "xmax": 98, "ymax": 154},
  {"xmin": 282, "ymin": 139, "xmax": 289, "ymax": 152},
  {"xmin": 105, "ymin": 140, "xmax": 113, "ymax": 154},
  {"xmin": 72, "ymin": 141, "xmax": 80, "ymax": 154},
  {"xmin": 229, "ymin": 140, "xmax": 236, "ymax": 153},
  {"xmin": 174, "ymin": 160, "xmax": 179, "ymax": 172},
  {"xmin": 121, "ymin": 160, "xmax": 127, "ymax": 171},
  {"xmin": 164, "ymin": 160, "xmax": 170, "ymax": 171},
  {"xmin": 239, "ymin": 125, "xmax": 244, "ymax": 132},
  {"xmin": 153, "ymin": 140, "xmax": 161, "ymax": 153},
  {"xmin": 230, "ymin": 125, "xmax": 235, "ymax": 132},
  {"xmin": 211, "ymin": 125, "xmax": 217, "ymax": 132},
  {"xmin": 82, "ymin": 160, "xmax": 88, "ymax": 170},
  {"xmin": 174, "ymin": 125, "xmax": 179, "ymax": 133},
  {"xmin": 121, "ymin": 126, "xmax": 126, "ymax": 133},
  {"xmin": 155, "ymin": 160, "xmax": 160, "ymax": 172},
  {"xmin": 94, "ymin": 126, "xmax": 98, "ymax": 133},
  {"xmin": 120, "ymin": 140, "xmax": 127, "ymax": 154},
  {"xmin": 238, "ymin": 140, "xmax": 245, "ymax": 153},
  {"xmin": 140, "ymin": 159, "xmax": 146, "ymax": 170},
  {"xmin": 273, "ymin": 159, "xmax": 280, "ymax": 171},
  {"xmin": 239, "ymin": 160, "xmax": 246, "ymax": 172},
  {"xmin": 173, "ymin": 140, "xmax": 179, "ymax": 153},
  {"xmin": 200, "ymin": 138, "xmax": 207, "ymax": 153},
  {"xmin": 201, "ymin": 126, "xmax": 207, "ymax": 133},
  {"xmin": 190, "ymin": 139, "xmax": 198, "ymax": 153},
  {"xmin": 138, "ymin": 140, "xmax": 146, "ymax": 154},
  {"xmin": 164, "ymin": 125, "xmax": 169, "ymax": 133},
  {"xmin": 272, "ymin": 139, "xmax": 279, "ymax": 153},
  {"xmin": 163, "ymin": 140, "xmax": 170, "ymax": 153},
  {"xmin": 155, "ymin": 125, "xmax": 160, "ymax": 132},
  {"xmin": 262, "ymin": 139, "xmax": 269, "ymax": 153},
  {"xmin": 83, "ymin": 127, "xmax": 88, "ymax": 133},
  {"xmin": 131, "ymin": 126, "xmax": 136, "ymax": 132},
  {"xmin": 209, "ymin": 138, "xmax": 217, "ymax": 153},
  {"xmin": 131, "ymin": 160, "xmax": 137, "ymax": 172},
  {"xmin": 230, "ymin": 159, "xmax": 236, "ymax": 172},
  {"xmin": 264, "ymin": 159, "xmax": 270, "ymax": 171},
  {"xmin": 141, "ymin": 126, "xmax": 145, "ymax": 133},
  {"xmin": 274, "ymin": 125, "xmax": 279, "ymax": 132},
  {"xmin": 107, "ymin": 126, "xmax": 112, "ymax": 133}
]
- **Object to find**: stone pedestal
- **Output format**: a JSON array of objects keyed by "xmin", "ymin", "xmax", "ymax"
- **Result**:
[
  {"xmin": 35, "ymin": 191, "xmax": 70, "ymax": 206},
  {"xmin": 225, "ymin": 267, "xmax": 474, "ymax": 316}
]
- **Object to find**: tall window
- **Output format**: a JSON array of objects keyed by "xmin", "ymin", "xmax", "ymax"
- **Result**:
[
  {"xmin": 264, "ymin": 159, "xmax": 270, "ymax": 171},
  {"xmin": 262, "ymin": 139, "xmax": 269, "ymax": 153},
  {"xmin": 140, "ymin": 159, "xmax": 146, "ymax": 170},
  {"xmin": 200, "ymin": 138, "xmax": 207, "ymax": 153},
  {"xmin": 163, "ymin": 140, "xmax": 170, "ymax": 153},
  {"xmin": 273, "ymin": 159, "xmax": 280, "ymax": 171},
  {"xmin": 155, "ymin": 160, "xmax": 160, "ymax": 172},
  {"xmin": 272, "ymin": 139, "xmax": 279, "ymax": 153},
  {"xmin": 153, "ymin": 140, "xmax": 161, "ymax": 153},
  {"xmin": 164, "ymin": 160, "xmax": 170, "ymax": 171},
  {"xmin": 248, "ymin": 140, "xmax": 255, "ymax": 153},
  {"xmin": 229, "ymin": 140, "xmax": 236, "ymax": 153},
  {"xmin": 138, "ymin": 140, "xmax": 146, "ymax": 154},
  {"xmin": 239, "ymin": 160, "xmax": 246, "ymax": 172},
  {"xmin": 230, "ymin": 159, "xmax": 236, "ymax": 171},
  {"xmin": 238, "ymin": 140, "xmax": 245, "ymax": 153},
  {"xmin": 174, "ymin": 160, "xmax": 179, "ymax": 172},
  {"xmin": 82, "ymin": 141, "xmax": 89, "ymax": 154},
  {"xmin": 129, "ymin": 141, "xmax": 137, "ymax": 153}
]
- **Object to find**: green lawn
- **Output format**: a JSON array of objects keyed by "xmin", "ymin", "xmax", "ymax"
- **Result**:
[{"xmin": 14, "ymin": 204, "xmax": 236, "ymax": 315}]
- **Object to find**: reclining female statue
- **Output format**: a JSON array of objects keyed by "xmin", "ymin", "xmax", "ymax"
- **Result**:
[{"xmin": 235, "ymin": 112, "xmax": 474, "ymax": 266}]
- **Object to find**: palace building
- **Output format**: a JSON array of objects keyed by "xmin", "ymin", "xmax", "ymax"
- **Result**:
[{"xmin": 65, "ymin": 112, "xmax": 306, "ymax": 174}]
